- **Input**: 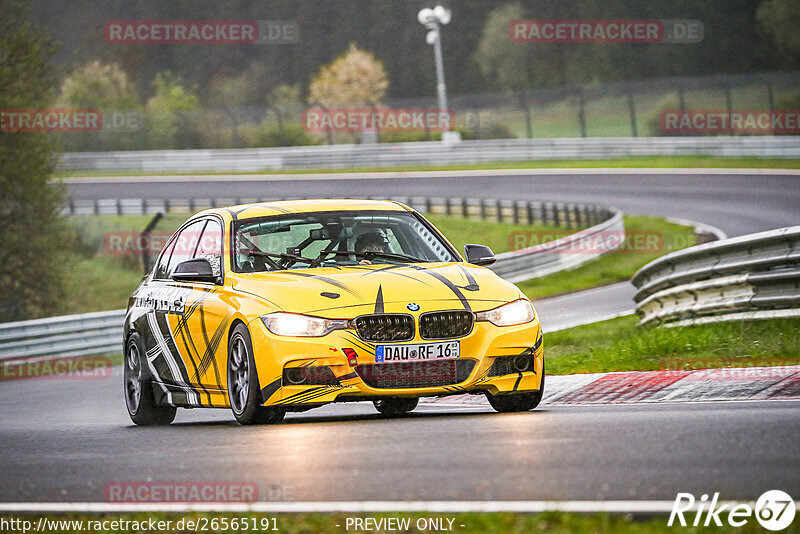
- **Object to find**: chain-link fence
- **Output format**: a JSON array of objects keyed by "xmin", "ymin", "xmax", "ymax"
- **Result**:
[{"xmin": 55, "ymin": 71, "xmax": 800, "ymax": 152}]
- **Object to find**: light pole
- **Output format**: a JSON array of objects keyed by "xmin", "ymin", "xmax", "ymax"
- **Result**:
[{"xmin": 418, "ymin": 6, "xmax": 459, "ymax": 141}]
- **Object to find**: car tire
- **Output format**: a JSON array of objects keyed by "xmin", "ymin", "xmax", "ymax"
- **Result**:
[
  {"xmin": 373, "ymin": 397, "xmax": 419, "ymax": 416},
  {"xmin": 486, "ymin": 365, "xmax": 545, "ymax": 413},
  {"xmin": 227, "ymin": 323, "xmax": 285, "ymax": 425},
  {"xmin": 124, "ymin": 332, "xmax": 177, "ymax": 425}
]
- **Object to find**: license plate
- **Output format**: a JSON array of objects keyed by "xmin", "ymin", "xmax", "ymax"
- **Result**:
[{"xmin": 375, "ymin": 341, "xmax": 460, "ymax": 363}]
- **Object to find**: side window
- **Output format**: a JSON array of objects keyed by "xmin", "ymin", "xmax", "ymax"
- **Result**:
[
  {"xmin": 164, "ymin": 220, "xmax": 207, "ymax": 279},
  {"xmin": 195, "ymin": 219, "xmax": 223, "ymax": 277},
  {"xmin": 153, "ymin": 237, "xmax": 177, "ymax": 280}
]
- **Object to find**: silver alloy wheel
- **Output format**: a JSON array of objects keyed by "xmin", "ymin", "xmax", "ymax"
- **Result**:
[
  {"xmin": 229, "ymin": 333, "xmax": 250, "ymax": 414},
  {"xmin": 124, "ymin": 342, "xmax": 142, "ymax": 414}
]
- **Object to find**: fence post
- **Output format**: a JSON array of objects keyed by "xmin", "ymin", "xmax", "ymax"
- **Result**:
[
  {"xmin": 724, "ymin": 83, "xmax": 733, "ymax": 115},
  {"xmin": 141, "ymin": 212, "xmax": 164, "ymax": 274},
  {"xmin": 228, "ymin": 109, "xmax": 241, "ymax": 147},
  {"xmin": 766, "ymin": 82, "xmax": 775, "ymax": 111},
  {"xmin": 518, "ymin": 91, "xmax": 533, "ymax": 139},
  {"xmin": 627, "ymin": 90, "xmax": 638, "ymax": 137},
  {"xmin": 576, "ymin": 89, "xmax": 587, "ymax": 138}
]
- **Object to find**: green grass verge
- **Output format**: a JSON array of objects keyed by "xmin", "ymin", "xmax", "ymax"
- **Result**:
[
  {"xmin": 518, "ymin": 216, "xmax": 697, "ymax": 300},
  {"xmin": 61, "ymin": 214, "xmax": 189, "ymax": 314},
  {"xmin": 57, "ymin": 156, "xmax": 800, "ymax": 178},
  {"xmin": 423, "ymin": 214, "xmax": 566, "ymax": 255},
  {"xmin": 2, "ymin": 512, "xmax": 793, "ymax": 533},
  {"xmin": 547, "ymin": 315, "xmax": 800, "ymax": 375}
]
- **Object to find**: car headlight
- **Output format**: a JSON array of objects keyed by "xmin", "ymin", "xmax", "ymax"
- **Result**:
[
  {"xmin": 476, "ymin": 299, "xmax": 535, "ymax": 327},
  {"xmin": 261, "ymin": 313, "xmax": 348, "ymax": 337}
]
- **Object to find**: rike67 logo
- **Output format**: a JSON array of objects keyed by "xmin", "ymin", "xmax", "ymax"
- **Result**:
[{"xmin": 669, "ymin": 490, "xmax": 795, "ymax": 531}]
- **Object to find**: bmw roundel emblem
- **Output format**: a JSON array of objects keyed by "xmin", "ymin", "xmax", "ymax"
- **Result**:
[{"xmin": 407, "ymin": 303, "xmax": 420, "ymax": 311}]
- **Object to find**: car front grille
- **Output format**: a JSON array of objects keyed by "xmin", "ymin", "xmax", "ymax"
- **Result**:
[
  {"xmin": 355, "ymin": 359, "xmax": 476, "ymax": 389},
  {"xmin": 419, "ymin": 310, "xmax": 474, "ymax": 339},
  {"xmin": 353, "ymin": 314, "xmax": 414, "ymax": 342}
]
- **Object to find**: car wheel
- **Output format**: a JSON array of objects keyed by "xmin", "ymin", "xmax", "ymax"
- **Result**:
[
  {"xmin": 124, "ymin": 332, "xmax": 177, "ymax": 425},
  {"xmin": 227, "ymin": 323, "xmax": 285, "ymax": 425},
  {"xmin": 486, "ymin": 366, "xmax": 545, "ymax": 413},
  {"xmin": 373, "ymin": 397, "xmax": 419, "ymax": 416}
]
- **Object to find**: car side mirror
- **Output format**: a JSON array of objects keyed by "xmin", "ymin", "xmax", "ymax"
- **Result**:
[
  {"xmin": 171, "ymin": 258, "xmax": 220, "ymax": 284},
  {"xmin": 464, "ymin": 244, "xmax": 496, "ymax": 266}
]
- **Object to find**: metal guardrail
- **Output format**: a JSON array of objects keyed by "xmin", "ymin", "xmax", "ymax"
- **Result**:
[
  {"xmin": 65, "ymin": 194, "xmax": 612, "ymax": 226},
  {"xmin": 632, "ymin": 226, "xmax": 800, "ymax": 326},
  {"xmin": 58, "ymin": 136, "xmax": 800, "ymax": 172},
  {"xmin": 491, "ymin": 210, "xmax": 624, "ymax": 283},
  {"xmin": 7, "ymin": 197, "xmax": 623, "ymax": 361},
  {"xmin": 0, "ymin": 309, "xmax": 125, "ymax": 361}
]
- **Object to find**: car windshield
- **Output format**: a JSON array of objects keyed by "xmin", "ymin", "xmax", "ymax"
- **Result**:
[{"xmin": 233, "ymin": 210, "xmax": 459, "ymax": 272}]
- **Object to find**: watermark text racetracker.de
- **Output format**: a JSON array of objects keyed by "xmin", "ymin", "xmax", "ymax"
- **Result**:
[
  {"xmin": 104, "ymin": 20, "xmax": 299, "ymax": 44},
  {"xmin": 104, "ymin": 230, "xmax": 219, "ymax": 256},
  {"xmin": 509, "ymin": 230, "xmax": 670, "ymax": 255},
  {"xmin": 301, "ymin": 108, "xmax": 456, "ymax": 133},
  {"xmin": 661, "ymin": 358, "xmax": 800, "ymax": 375},
  {"xmin": 0, "ymin": 355, "xmax": 112, "ymax": 381},
  {"xmin": 510, "ymin": 19, "xmax": 703, "ymax": 44},
  {"xmin": 660, "ymin": 109, "xmax": 800, "ymax": 135},
  {"xmin": 669, "ymin": 490, "xmax": 795, "ymax": 531},
  {"xmin": 0, "ymin": 109, "xmax": 142, "ymax": 133},
  {"xmin": 104, "ymin": 481, "xmax": 292, "ymax": 502}
]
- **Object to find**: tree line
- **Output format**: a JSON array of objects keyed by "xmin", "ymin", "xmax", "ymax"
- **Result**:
[{"xmin": 28, "ymin": 0, "xmax": 800, "ymax": 105}]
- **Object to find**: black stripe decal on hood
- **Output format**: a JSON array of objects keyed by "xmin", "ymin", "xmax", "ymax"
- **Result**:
[
  {"xmin": 456, "ymin": 265, "xmax": 480, "ymax": 292},
  {"xmin": 362, "ymin": 264, "xmax": 435, "ymax": 286},
  {"xmin": 403, "ymin": 265, "xmax": 472, "ymax": 311},
  {"xmin": 277, "ymin": 271, "xmax": 364, "ymax": 300},
  {"xmin": 374, "ymin": 285, "xmax": 384, "ymax": 314}
]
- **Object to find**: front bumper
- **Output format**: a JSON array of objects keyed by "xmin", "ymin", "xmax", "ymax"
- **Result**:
[{"xmin": 248, "ymin": 314, "xmax": 544, "ymax": 408}]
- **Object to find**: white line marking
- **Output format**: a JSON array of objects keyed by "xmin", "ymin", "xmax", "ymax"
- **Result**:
[
  {"xmin": 3, "ymin": 500, "xmax": 789, "ymax": 514},
  {"xmin": 545, "ymin": 309, "xmax": 635, "ymax": 333},
  {"xmin": 665, "ymin": 217, "xmax": 727, "ymax": 241}
]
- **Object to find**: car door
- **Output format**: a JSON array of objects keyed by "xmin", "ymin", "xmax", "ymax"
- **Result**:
[
  {"xmin": 141, "ymin": 219, "xmax": 208, "ymax": 406},
  {"xmin": 169, "ymin": 218, "xmax": 232, "ymax": 397}
]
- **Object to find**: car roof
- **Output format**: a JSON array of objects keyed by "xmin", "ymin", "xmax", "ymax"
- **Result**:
[{"xmin": 194, "ymin": 198, "xmax": 411, "ymax": 222}]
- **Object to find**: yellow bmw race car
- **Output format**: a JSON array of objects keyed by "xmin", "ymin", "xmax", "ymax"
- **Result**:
[{"xmin": 123, "ymin": 199, "xmax": 544, "ymax": 425}]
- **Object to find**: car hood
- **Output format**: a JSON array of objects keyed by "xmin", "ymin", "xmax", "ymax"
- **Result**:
[{"xmin": 229, "ymin": 262, "xmax": 523, "ymax": 317}]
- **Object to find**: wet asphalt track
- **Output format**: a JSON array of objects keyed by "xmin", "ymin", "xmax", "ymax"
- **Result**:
[
  {"xmin": 1, "ymin": 368, "xmax": 799, "ymax": 502},
  {"xmin": 0, "ymin": 170, "xmax": 796, "ymax": 503}
]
